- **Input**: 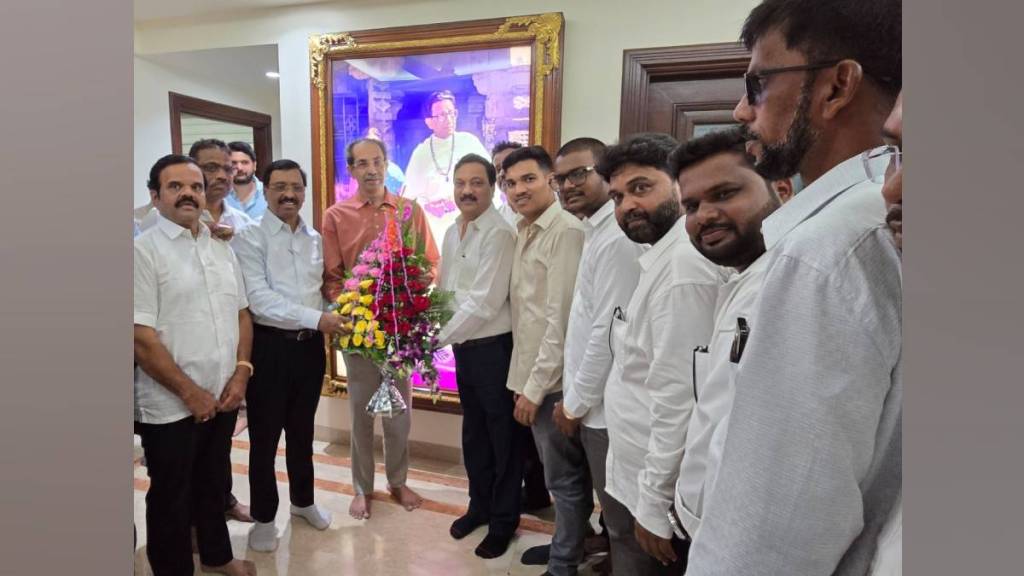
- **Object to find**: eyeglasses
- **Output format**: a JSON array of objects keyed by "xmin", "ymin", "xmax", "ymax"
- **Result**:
[
  {"xmin": 268, "ymin": 183, "xmax": 306, "ymax": 194},
  {"xmin": 430, "ymin": 110, "xmax": 457, "ymax": 120},
  {"xmin": 744, "ymin": 60, "xmax": 841, "ymax": 105},
  {"xmin": 862, "ymin": 144, "xmax": 902, "ymax": 184},
  {"xmin": 200, "ymin": 162, "xmax": 237, "ymax": 175},
  {"xmin": 552, "ymin": 166, "xmax": 596, "ymax": 191}
]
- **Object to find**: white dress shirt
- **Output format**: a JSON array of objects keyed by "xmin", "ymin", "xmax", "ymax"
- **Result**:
[
  {"xmin": 671, "ymin": 254, "xmax": 767, "ymax": 537},
  {"xmin": 603, "ymin": 215, "xmax": 725, "ymax": 535},
  {"xmin": 139, "ymin": 202, "xmax": 254, "ymax": 235},
  {"xmin": 133, "ymin": 215, "xmax": 248, "ymax": 424},
  {"xmin": 437, "ymin": 204, "xmax": 516, "ymax": 347},
  {"xmin": 687, "ymin": 152, "xmax": 902, "ymax": 576},
  {"xmin": 232, "ymin": 210, "xmax": 326, "ymax": 331},
  {"xmin": 562, "ymin": 200, "xmax": 645, "ymax": 429}
]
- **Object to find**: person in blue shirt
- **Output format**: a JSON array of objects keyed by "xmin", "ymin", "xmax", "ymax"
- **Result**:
[{"xmin": 226, "ymin": 141, "xmax": 268, "ymax": 221}]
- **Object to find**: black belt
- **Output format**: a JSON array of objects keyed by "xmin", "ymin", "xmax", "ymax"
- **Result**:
[
  {"xmin": 255, "ymin": 324, "xmax": 320, "ymax": 342},
  {"xmin": 452, "ymin": 332, "xmax": 512, "ymax": 351}
]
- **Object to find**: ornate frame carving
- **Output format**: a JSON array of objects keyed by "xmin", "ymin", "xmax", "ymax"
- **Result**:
[{"xmin": 309, "ymin": 14, "xmax": 565, "ymax": 412}]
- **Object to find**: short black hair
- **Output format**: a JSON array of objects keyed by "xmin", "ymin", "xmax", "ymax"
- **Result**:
[
  {"xmin": 596, "ymin": 133, "xmax": 680, "ymax": 181},
  {"xmin": 556, "ymin": 137, "xmax": 607, "ymax": 165},
  {"xmin": 491, "ymin": 140, "xmax": 523, "ymax": 158},
  {"xmin": 668, "ymin": 129, "xmax": 755, "ymax": 179},
  {"xmin": 423, "ymin": 90, "xmax": 456, "ymax": 117},
  {"xmin": 501, "ymin": 145, "xmax": 553, "ymax": 174},
  {"xmin": 147, "ymin": 154, "xmax": 201, "ymax": 193},
  {"xmin": 188, "ymin": 138, "xmax": 229, "ymax": 159},
  {"xmin": 262, "ymin": 159, "xmax": 307, "ymax": 187},
  {"xmin": 346, "ymin": 138, "xmax": 388, "ymax": 166},
  {"xmin": 454, "ymin": 153, "xmax": 497, "ymax": 187},
  {"xmin": 741, "ymin": 0, "xmax": 901, "ymax": 96},
  {"xmin": 228, "ymin": 141, "xmax": 256, "ymax": 162}
]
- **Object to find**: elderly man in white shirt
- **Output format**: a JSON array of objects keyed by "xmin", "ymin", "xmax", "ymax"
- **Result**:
[
  {"xmin": 436, "ymin": 153, "xmax": 521, "ymax": 560},
  {"xmin": 232, "ymin": 160, "xmax": 349, "ymax": 552},
  {"xmin": 686, "ymin": 1, "xmax": 902, "ymax": 574},
  {"xmin": 548, "ymin": 137, "xmax": 645, "ymax": 573},
  {"xmin": 133, "ymin": 154, "xmax": 256, "ymax": 576},
  {"xmin": 597, "ymin": 134, "xmax": 725, "ymax": 575},
  {"xmin": 639, "ymin": 130, "xmax": 787, "ymax": 560}
]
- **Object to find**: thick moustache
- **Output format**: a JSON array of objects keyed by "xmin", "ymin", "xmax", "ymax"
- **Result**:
[{"xmin": 175, "ymin": 198, "xmax": 198, "ymax": 208}]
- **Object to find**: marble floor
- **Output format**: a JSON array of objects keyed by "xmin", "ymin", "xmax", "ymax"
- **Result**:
[{"xmin": 133, "ymin": 431, "xmax": 606, "ymax": 575}]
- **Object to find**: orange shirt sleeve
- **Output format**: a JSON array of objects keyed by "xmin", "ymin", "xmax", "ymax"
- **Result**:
[{"xmin": 321, "ymin": 208, "xmax": 345, "ymax": 301}]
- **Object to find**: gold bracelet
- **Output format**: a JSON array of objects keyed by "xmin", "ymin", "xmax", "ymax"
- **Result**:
[{"xmin": 236, "ymin": 360, "xmax": 254, "ymax": 376}]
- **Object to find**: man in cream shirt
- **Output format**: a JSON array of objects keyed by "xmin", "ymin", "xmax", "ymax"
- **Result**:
[
  {"xmin": 503, "ymin": 145, "xmax": 586, "ymax": 576},
  {"xmin": 597, "ymin": 133, "xmax": 724, "ymax": 575},
  {"xmin": 437, "ymin": 153, "xmax": 521, "ymax": 559}
]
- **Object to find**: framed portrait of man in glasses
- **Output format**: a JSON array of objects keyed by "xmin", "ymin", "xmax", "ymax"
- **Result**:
[{"xmin": 309, "ymin": 13, "xmax": 565, "ymax": 412}]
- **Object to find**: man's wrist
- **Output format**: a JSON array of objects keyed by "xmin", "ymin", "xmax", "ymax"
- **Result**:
[{"xmin": 236, "ymin": 360, "xmax": 254, "ymax": 377}]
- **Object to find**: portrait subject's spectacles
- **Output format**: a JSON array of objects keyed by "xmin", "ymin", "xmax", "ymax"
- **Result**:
[
  {"xmin": 200, "ymin": 162, "xmax": 237, "ymax": 176},
  {"xmin": 743, "ymin": 60, "xmax": 841, "ymax": 105},
  {"xmin": 552, "ymin": 166, "xmax": 596, "ymax": 191},
  {"xmin": 430, "ymin": 110, "xmax": 458, "ymax": 120}
]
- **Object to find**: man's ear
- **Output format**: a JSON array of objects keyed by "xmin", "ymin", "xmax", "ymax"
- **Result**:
[
  {"xmin": 772, "ymin": 178, "xmax": 794, "ymax": 203},
  {"xmin": 820, "ymin": 59, "xmax": 865, "ymax": 121}
]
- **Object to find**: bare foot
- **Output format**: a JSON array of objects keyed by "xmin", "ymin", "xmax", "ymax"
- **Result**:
[
  {"xmin": 389, "ymin": 484, "xmax": 423, "ymax": 511},
  {"xmin": 349, "ymin": 494, "xmax": 372, "ymax": 520},
  {"xmin": 200, "ymin": 558, "xmax": 257, "ymax": 575},
  {"xmin": 225, "ymin": 502, "xmax": 255, "ymax": 523}
]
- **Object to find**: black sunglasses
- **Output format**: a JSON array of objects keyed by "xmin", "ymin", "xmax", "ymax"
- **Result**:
[{"xmin": 744, "ymin": 60, "xmax": 841, "ymax": 105}]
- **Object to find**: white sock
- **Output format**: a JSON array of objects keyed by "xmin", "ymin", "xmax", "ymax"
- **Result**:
[
  {"xmin": 247, "ymin": 521, "xmax": 277, "ymax": 552},
  {"xmin": 290, "ymin": 503, "xmax": 332, "ymax": 530}
]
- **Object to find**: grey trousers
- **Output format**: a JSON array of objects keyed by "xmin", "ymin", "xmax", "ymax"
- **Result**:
[
  {"xmin": 342, "ymin": 353, "xmax": 412, "ymax": 496},
  {"xmin": 599, "ymin": 468, "xmax": 686, "ymax": 576},
  {"xmin": 531, "ymin": 392, "xmax": 594, "ymax": 576}
]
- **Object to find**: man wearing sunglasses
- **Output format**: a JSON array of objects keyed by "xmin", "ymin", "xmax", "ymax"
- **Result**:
[{"xmin": 686, "ymin": 1, "xmax": 902, "ymax": 575}]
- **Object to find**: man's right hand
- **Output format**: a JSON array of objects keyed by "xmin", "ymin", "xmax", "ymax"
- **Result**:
[
  {"xmin": 318, "ymin": 312, "xmax": 351, "ymax": 336},
  {"xmin": 183, "ymin": 387, "xmax": 218, "ymax": 423}
]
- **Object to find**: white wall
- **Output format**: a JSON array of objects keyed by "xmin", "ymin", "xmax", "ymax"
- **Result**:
[
  {"xmin": 133, "ymin": 51, "xmax": 282, "ymax": 208},
  {"xmin": 134, "ymin": 0, "xmax": 759, "ymax": 455}
]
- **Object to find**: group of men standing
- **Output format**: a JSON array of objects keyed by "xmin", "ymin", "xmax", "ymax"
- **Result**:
[{"xmin": 133, "ymin": 0, "xmax": 902, "ymax": 574}]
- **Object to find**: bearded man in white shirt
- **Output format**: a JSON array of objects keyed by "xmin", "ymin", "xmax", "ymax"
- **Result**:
[
  {"xmin": 596, "ymin": 133, "xmax": 725, "ymax": 576},
  {"xmin": 686, "ymin": 0, "xmax": 902, "ymax": 574},
  {"xmin": 232, "ymin": 160, "xmax": 349, "ymax": 552},
  {"xmin": 436, "ymin": 154, "xmax": 522, "ymax": 559},
  {"xmin": 134, "ymin": 154, "xmax": 256, "ymax": 576},
  {"xmin": 633, "ymin": 129, "xmax": 787, "ymax": 562}
]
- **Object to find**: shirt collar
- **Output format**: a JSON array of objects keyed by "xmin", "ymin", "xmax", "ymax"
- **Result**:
[
  {"xmin": 762, "ymin": 151, "xmax": 886, "ymax": 250},
  {"xmin": 261, "ymin": 209, "xmax": 310, "ymax": 237},
  {"xmin": 519, "ymin": 199, "xmax": 563, "ymax": 233},
  {"xmin": 584, "ymin": 200, "xmax": 616, "ymax": 231},
  {"xmin": 638, "ymin": 215, "xmax": 687, "ymax": 271},
  {"xmin": 456, "ymin": 204, "xmax": 501, "ymax": 232},
  {"xmin": 345, "ymin": 189, "xmax": 400, "ymax": 209},
  {"xmin": 156, "ymin": 213, "xmax": 208, "ymax": 240}
]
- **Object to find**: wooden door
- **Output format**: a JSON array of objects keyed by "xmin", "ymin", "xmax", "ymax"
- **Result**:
[{"xmin": 619, "ymin": 43, "xmax": 750, "ymax": 142}]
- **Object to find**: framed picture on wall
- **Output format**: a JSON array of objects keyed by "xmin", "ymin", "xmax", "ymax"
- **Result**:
[{"xmin": 309, "ymin": 13, "xmax": 565, "ymax": 413}]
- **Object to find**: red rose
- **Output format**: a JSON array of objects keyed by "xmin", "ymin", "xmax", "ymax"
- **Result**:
[{"xmin": 413, "ymin": 296, "xmax": 431, "ymax": 313}]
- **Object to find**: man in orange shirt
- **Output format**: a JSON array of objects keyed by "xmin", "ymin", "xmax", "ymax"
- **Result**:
[{"xmin": 322, "ymin": 138, "xmax": 440, "ymax": 521}]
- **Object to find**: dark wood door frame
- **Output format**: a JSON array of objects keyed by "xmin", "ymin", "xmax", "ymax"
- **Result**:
[
  {"xmin": 619, "ymin": 42, "xmax": 750, "ymax": 139},
  {"xmin": 169, "ymin": 92, "xmax": 273, "ymax": 170}
]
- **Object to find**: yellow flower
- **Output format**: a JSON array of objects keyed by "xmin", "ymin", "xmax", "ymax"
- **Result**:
[
  {"xmin": 352, "ymin": 333, "xmax": 363, "ymax": 347},
  {"xmin": 339, "ymin": 335, "xmax": 351, "ymax": 348},
  {"xmin": 342, "ymin": 321, "xmax": 353, "ymax": 332},
  {"xmin": 347, "ymin": 290, "xmax": 360, "ymax": 300},
  {"xmin": 355, "ymin": 320, "xmax": 368, "ymax": 334},
  {"xmin": 363, "ymin": 335, "xmax": 374, "ymax": 348},
  {"xmin": 369, "ymin": 321, "xmax": 379, "ymax": 332},
  {"xmin": 374, "ymin": 330, "xmax": 386, "ymax": 347},
  {"xmin": 352, "ymin": 306, "xmax": 366, "ymax": 317},
  {"xmin": 339, "ymin": 303, "xmax": 353, "ymax": 315},
  {"xmin": 359, "ymin": 279, "xmax": 374, "ymax": 290},
  {"xmin": 359, "ymin": 295, "xmax": 374, "ymax": 306},
  {"xmin": 363, "ymin": 309, "xmax": 375, "ymax": 320},
  {"xmin": 336, "ymin": 293, "xmax": 349, "ymax": 304}
]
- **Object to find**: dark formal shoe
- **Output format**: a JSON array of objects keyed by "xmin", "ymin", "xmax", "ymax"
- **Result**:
[
  {"xmin": 474, "ymin": 531, "xmax": 514, "ymax": 559},
  {"xmin": 520, "ymin": 543, "xmax": 550, "ymax": 565},
  {"xmin": 584, "ymin": 532, "xmax": 610, "ymax": 555},
  {"xmin": 450, "ymin": 513, "xmax": 487, "ymax": 540}
]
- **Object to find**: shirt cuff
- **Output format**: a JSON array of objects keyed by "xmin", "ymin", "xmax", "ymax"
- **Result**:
[
  {"xmin": 634, "ymin": 490, "xmax": 675, "ymax": 540},
  {"xmin": 521, "ymin": 380, "xmax": 547, "ymax": 405},
  {"xmin": 299, "ymin": 308, "xmax": 323, "ymax": 331},
  {"xmin": 562, "ymin": 387, "xmax": 589, "ymax": 420},
  {"xmin": 134, "ymin": 313, "xmax": 156, "ymax": 328}
]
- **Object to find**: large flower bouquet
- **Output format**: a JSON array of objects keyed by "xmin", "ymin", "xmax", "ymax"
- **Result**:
[{"xmin": 330, "ymin": 200, "xmax": 453, "ymax": 417}]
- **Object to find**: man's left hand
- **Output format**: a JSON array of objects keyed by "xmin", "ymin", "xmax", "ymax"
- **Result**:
[
  {"xmin": 514, "ymin": 394, "xmax": 540, "ymax": 427},
  {"xmin": 207, "ymin": 221, "xmax": 235, "ymax": 242},
  {"xmin": 553, "ymin": 401, "xmax": 580, "ymax": 437},
  {"xmin": 218, "ymin": 370, "xmax": 248, "ymax": 412},
  {"xmin": 635, "ymin": 522, "xmax": 678, "ymax": 566}
]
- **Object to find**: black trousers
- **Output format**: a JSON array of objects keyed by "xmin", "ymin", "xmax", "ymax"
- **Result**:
[
  {"xmin": 246, "ymin": 325, "xmax": 327, "ymax": 524},
  {"xmin": 135, "ymin": 409, "xmax": 238, "ymax": 575},
  {"xmin": 452, "ymin": 332, "xmax": 525, "ymax": 537}
]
